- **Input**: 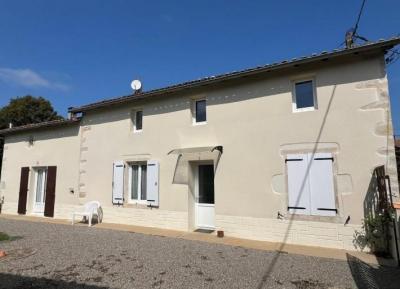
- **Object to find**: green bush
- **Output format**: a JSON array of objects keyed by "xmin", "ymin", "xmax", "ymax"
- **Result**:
[{"xmin": 354, "ymin": 210, "xmax": 394, "ymax": 256}]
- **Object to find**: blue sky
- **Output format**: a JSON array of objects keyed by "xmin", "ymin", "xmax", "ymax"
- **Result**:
[{"xmin": 0, "ymin": 0, "xmax": 399, "ymax": 135}]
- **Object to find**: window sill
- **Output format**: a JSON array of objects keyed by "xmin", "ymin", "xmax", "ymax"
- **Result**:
[
  {"xmin": 292, "ymin": 107, "xmax": 317, "ymax": 113},
  {"xmin": 192, "ymin": 121, "xmax": 207, "ymax": 126},
  {"xmin": 285, "ymin": 213, "xmax": 343, "ymax": 223},
  {"xmin": 125, "ymin": 202, "xmax": 148, "ymax": 209}
]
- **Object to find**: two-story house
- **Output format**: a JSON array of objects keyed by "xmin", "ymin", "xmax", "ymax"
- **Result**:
[{"xmin": 1, "ymin": 38, "xmax": 399, "ymax": 251}]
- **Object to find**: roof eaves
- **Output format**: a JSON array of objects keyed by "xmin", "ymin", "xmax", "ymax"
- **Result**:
[
  {"xmin": 69, "ymin": 37, "xmax": 400, "ymax": 113},
  {"xmin": 0, "ymin": 119, "xmax": 80, "ymax": 136}
]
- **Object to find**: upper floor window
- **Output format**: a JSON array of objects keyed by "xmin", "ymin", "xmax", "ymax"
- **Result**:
[
  {"xmin": 193, "ymin": 99, "xmax": 206, "ymax": 124},
  {"xmin": 133, "ymin": 110, "xmax": 143, "ymax": 132},
  {"xmin": 292, "ymin": 80, "xmax": 316, "ymax": 112}
]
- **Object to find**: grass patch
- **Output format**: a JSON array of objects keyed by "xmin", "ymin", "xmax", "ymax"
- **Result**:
[
  {"xmin": 0, "ymin": 232, "xmax": 10, "ymax": 241},
  {"xmin": 0, "ymin": 232, "xmax": 21, "ymax": 242}
]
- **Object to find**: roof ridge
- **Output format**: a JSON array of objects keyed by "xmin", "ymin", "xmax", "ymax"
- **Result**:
[{"xmin": 68, "ymin": 36, "xmax": 400, "ymax": 113}]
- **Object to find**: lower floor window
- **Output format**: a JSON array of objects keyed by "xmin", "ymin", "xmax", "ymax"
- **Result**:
[
  {"xmin": 286, "ymin": 152, "xmax": 336, "ymax": 216},
  {"xmin": 129, "ymin": 163, "xmax": 147, "ymax": 202}
]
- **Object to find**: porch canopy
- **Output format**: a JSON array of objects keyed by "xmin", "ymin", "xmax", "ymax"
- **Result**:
[{"xmin": 168, "ymin": 146, "xmax": 223, "ymax": 184}]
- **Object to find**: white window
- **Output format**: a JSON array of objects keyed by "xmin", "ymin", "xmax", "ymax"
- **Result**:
[
  {"xmin": 128, "ymin": 163, "xmax": 147, "ymax": 203},
  {"xmin": 192, "ymin": 99, "xmax": 206, "ymax": 125},
  {"xmin": 133, "ymin": 110, "xmax": 143, "ymax": 132},
  {"xmin": 292, "ymin": 80, "xmax": 317, "ymax": 112},
  {"xmin": 286, "ymin": 152, "xmax": 336, "ymax": 216}
]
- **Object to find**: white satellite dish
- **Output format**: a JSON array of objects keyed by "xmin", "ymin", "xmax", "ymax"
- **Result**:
[{"xmin": 131, "ymin": 79, "xmax": 142, "ymax": 92}]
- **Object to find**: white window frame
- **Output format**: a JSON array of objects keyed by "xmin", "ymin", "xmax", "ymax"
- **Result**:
[
  {"xmin": 192, "ymin": 98, "xmax": 207, "ymax": 126},
  {"xmin": 133, "ymin": 110, "xmax": 143, "ymax": 133},
  {"xmin": 128, "ymin": 163, "xmax": 147, "ymax": 204},
  {"xmin": 292, "ymin": 79, "xmax": 317, "ymax": 113}
]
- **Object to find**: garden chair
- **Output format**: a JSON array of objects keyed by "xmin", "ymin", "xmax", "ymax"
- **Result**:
[{"xmin": 71, "ymin": 201, "xmax": 102, "ymax": 227}]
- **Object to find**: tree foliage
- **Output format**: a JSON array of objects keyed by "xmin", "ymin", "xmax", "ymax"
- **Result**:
[
  {"xmin": 0, "ymin": 95, "xmax": 63, "ymax": 178},
  {"xmin": 0, "ymin": 95, "xmax": 62, "ymax": 129}
]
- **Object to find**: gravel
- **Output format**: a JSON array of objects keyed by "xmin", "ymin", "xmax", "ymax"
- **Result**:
[{"xmin": 0, "ymin": 218, "xmax": 399, "ymax": 289}]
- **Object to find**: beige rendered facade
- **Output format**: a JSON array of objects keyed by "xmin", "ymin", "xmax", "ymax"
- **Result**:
[{"xmin": 0, "ymin": 39, "xmax": 399, "ymax": 251}]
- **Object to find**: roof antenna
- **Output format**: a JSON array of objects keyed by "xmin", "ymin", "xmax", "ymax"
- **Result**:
[{"xmin": 345, "ymin": 0, "xmax": 369, "ymax": 48}]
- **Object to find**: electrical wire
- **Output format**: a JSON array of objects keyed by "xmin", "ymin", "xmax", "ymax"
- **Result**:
[
  {"xmin": 353, "ymin": 0, "xmax": 367, "ymax": 36},
  {"xmin": 337, "ymin": 0, "xmax": 367, "ymax": 48},
  {"xmin": 386, "ymin": 48, "xmax": 400, "ymax": 66}
]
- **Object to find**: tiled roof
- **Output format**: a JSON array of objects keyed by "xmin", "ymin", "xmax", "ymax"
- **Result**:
[
  {"xmin": 0, "ymin": 119, "xmax": 80, "ymax": 136},
  {"xmin": 69, "ymin": 36, "xmax": 400, "ymax": 113}
]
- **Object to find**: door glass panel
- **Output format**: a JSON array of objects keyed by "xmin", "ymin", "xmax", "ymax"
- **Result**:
[
  {"xmin": 35, "ymin": 171, "xmax": 43, "ymax": 202},
  {"xmin": 198, "ymin": 165, "xmax": 214, "ymax": 204},
  {"xmin": 131, "ymin": 165, "xmax": 139, "ymax": 200},
  {"xmin": 140, "ymin": 164, "xmax": 147, "ymax": 200}
]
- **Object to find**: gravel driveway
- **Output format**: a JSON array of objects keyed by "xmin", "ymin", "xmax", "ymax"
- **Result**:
[{"xmin": 1, "ymin": 218, "xmax": 400, "ymax": 289}]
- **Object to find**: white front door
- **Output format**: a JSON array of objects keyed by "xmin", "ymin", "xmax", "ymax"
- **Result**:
[
  {"xmin": 33, "ymin": 169, "xmax": 47, "ymax": 214},
  {"xmin": 195, "ymin": 164, "xmax": 215, "ymax": 229}
]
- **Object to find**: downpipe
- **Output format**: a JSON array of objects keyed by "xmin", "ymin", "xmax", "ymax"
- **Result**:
[
  {"xmin": 0, "ymin": 196, "xmax": 3, "ymax": 214},
  {"xmin": 385, "ymin": 175, "xmax": 400, "ymax": 267}
]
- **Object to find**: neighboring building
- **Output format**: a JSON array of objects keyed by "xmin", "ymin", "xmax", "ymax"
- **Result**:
[{"xmin": 1, "ymin": 38, "xmax": 399, "ymax": 251}]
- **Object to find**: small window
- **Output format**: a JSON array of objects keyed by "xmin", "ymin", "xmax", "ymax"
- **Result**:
[
  {"xmin": 129, "ymin": 163, "xmax": 147, "ymax": 203},
  {"xmin": 133, "ymin": 110, "xmax": 143, "ymax": 132},
  {"xmin": 193, "ymin": 99, "xmax": 206, "ymax": 124},
  {"xmin": 293, "ymin": 80, "xmax": 316, "ymax": 111}
]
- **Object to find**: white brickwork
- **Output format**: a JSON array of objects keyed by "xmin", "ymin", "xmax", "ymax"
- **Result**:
[{"xmin": 216, "ymin": 214, "xmax": 362, "ymax": 250}]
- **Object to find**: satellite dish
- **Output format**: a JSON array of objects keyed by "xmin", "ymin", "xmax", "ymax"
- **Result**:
[{"xmin": 131, "ymin": 79, "xmax": 142, "ymax": 92}]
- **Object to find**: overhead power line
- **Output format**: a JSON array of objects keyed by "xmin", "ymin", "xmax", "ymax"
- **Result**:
[
  {"xmin": 345, "ymin": 0, "xmax": 369, "ymax": 48},
  {"xmin": 353, "ymin": 0, "xmax": 366, "ymax": 36}
]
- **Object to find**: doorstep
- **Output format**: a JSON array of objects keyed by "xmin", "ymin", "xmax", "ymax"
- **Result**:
[{"xmin": 0, "ymin": 214, "xmax": 397, "ymax": 267}]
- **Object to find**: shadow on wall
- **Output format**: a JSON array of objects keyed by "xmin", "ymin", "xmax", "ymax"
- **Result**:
[
  {"xmin": 255, "ymin": 84, "xmax": 338, "ymax": 289},
  {"xmin": 82, "ymin": 55, "xmax": 383, "ymax": 127},
  {"xmin": 353, "ymin": 166, "xmax": 393, "ymax": 256},
  {"xmin": 346, "ymin": 253, "xmax": 400, "ymax": 289},
  {"xmin": 0, "ymin": 273, "xmax": 109, "ymax": 289}
]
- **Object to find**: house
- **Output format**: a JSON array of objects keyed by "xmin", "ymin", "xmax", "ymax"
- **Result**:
[{"xmin": 0, "ymin": 38, "xmax": 399, "ymax": 251}]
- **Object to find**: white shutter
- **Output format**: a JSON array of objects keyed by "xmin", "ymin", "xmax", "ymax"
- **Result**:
[
  {"xmin": 146, "ymin": 160, "xmax": 159, "ymax": 207},
  {"xmin": 112, "ymin": 161, "xmax": 124, "ymax": 205},
  {"xmin": 309, "ymin": 153, "xmax": 336, "ymax": 216},
  {"xmin": 287, "ymin": 154, "xmax": 311, "ymax": 215}
]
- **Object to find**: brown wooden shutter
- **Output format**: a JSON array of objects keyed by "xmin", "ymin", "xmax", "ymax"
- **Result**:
[
  {"xmin": 17, "ymin": 167, "xmax": 30, "ymax": 215},
  {"xmin": 44, "ymin": 166, "xmax": 57, "ymax": 217}
]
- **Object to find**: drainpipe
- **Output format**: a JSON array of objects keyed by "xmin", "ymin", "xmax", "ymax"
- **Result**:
[
  {"xmin": 0, "ymin": 196, "xmax": 4, "ymax": 214},
  {"xmin": 385, "ymin": 175, "xmax": 400, "ymax": 267}
]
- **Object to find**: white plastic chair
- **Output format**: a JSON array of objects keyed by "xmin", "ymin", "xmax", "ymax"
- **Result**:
[{"xmin": 71, "ymin": 201, "xmax": 102, "ymax": 227}]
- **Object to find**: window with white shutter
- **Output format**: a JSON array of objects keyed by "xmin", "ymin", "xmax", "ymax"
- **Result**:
[
  {"xmin": 286, "ymin": 153, "xmax": 336, "ymax": 216},
  {"xmin": 146, "ymin": 160, "xmax": 159, "ymax": 207},
  {"xmin": 287, "ymin": 154, "xmax": 311, "ymax": 215},
  {"xmin": 309, "ymin": 153, "xmax": 336, "ymax": 216},
  {"xmin": 112, "ymin": 161, "xmax": 124, "ymax": 205}
]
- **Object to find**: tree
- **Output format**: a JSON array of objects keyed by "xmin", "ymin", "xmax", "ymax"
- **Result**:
[
  {"xmin": 0, "ymin": 95, "xmax": 63, "ymax": 178},
  {"xmin": 0, "ymin": 96, "xmax": 62, "ymax": 129}
]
